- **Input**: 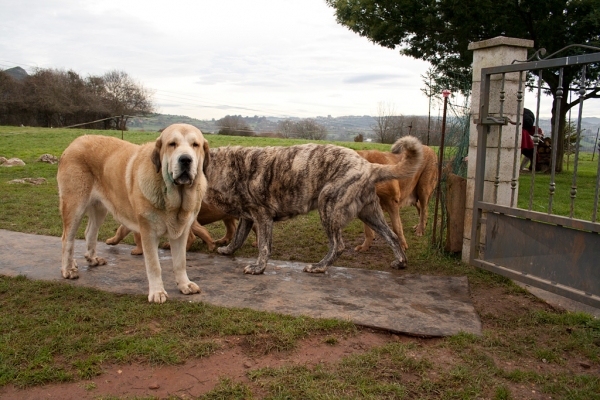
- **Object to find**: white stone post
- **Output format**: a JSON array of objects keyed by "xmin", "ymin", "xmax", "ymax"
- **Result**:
[{"xmin": 462, "ymin": 36, "xmax": 534, "ymax": 263}]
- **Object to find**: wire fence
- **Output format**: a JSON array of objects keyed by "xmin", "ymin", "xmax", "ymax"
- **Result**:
[{"xmin": 428, "ymin": 90, "xmax": 471, "ymax": 253}]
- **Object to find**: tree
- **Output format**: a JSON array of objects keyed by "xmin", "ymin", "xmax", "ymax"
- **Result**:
[
  {"xmin": 23, "ymin": 68, "xmax": 98, "ymax": 127},
  {"xmin": 420, "ymin": 66, "xmax": 444, "ymax": 146},
  {"xmin": 372, "ymin": 102, "xmax": 406, "ymax": 143},
  {"xmin": 102, "ymin": 70, "xmax": 155, "ymax": 129},
  {"xmin": 276, "ymin": 118, "xmax": 328, "ymax": 140},
  {"xmin": 292, "ymin": 119, "xmax": 328, "ymax": 140},
  {"xmin": 0, "ymin": 71, "xmax": 25, "ymax": 125},
  {"xmin": 0, "ymin": 67, "xmax": 154, "ymax": 129},
  {"xmin": 216, "ymin": 115, "xmax": 254, "ymax": 136},
  {"xmin": 326, "ymin": 0, "xmax": 600, "ymax": 171},
  {"xmin": 276, "ymin": 119, "xmax": 296, "ymax": 138}
]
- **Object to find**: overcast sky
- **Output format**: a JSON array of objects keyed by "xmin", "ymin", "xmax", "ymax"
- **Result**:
[
  {"xmin": 1, "ymin": 0, "xmax": 597, "ymax": 120},
  {"xmin": 0, "ymin": 0, "xmax": 441, "ymax": 120}
]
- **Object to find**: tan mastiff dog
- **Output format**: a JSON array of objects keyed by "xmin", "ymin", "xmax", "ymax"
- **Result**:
[
  {"xmin": 356, "ymin": 145, "xmax": 438, "ymax": 252},
  {"xmin": 57, "ymin": 123, "xmax": 209, "ymax": 303},
  {"xmin": 105, "ymin": 201, "xmax": 241, "ymax": 254}
]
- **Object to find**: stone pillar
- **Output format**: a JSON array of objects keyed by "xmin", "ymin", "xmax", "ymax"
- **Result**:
[{"xmin": 462, "ymin": 36, "xmax": 534, "ymax": 263}]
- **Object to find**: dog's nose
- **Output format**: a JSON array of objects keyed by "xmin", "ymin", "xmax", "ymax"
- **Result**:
[{"xmin": 179, "ymin": 154, "xmax": 192, "ymax": 167}]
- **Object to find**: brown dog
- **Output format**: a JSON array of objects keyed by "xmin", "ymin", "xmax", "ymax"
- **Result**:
[
  {"xmin": 205, "ymin": 136, "xmax": 423, "ymax": 275},
  {"xmin": 58, "ymin": 124, "xmax": 209, "ymax": 303},
  {"xmin": 106, "ymin": 201, "xmax": 238, "ymax": 254},
  {"xmin": 355, "ymin": 144, "xmax": 437, "ymax": 252}
]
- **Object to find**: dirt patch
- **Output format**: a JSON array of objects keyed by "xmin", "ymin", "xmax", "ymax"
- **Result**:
[
  {"xmin": 471, "ymin": 285, "xmax": 555, "ymax": 323},
  {"xmin": 1, "ymin": 279, "xmax": 598, "ymax": 399},
  {"xmin": 0, "ymin": 330, "xmax": 392, "ymax": 399}
]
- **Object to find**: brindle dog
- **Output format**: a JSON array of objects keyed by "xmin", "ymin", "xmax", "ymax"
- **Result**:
[{"xmin": 205, "ymin": 136, "xmax": 423, "ymax": 275}]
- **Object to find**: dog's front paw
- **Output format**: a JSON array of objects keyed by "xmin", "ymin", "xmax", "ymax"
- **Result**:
[
  {"xmin": 178, "ymin": 281, "xmax": 201, "ymax": 295},
  {"xmin": 148, "ymin": 289, "xmax": 169, "ymax": 303},
  {"xmin": 105, "ymin": 237, "xmax": 119, "ymax": 245},
  {"xmin": 243, "ymin": 264, "xmax": 266, "ymax": 275},
  {"xmin": 214, "ymin": 238, "xmax": 229, "ymax": 246},
  {"xmin": 61, "ymin": 260, "xmax": 79, "ymax": 279},
  {"xmin": 303, "ymin": 264, "xmax": 328, "ymax": 273},
  {"xmin": 205, "ymin": 241, "xmax": 216, "ymax": 251},
  {"xmin": 85, "ymin": 255, "xmax": 107, "ymax": 267},
  {"xmin": 391, "ymin": 259, "xmax": 407, "ymax": 270},
  {"xmin": 217, "ymin": 246, "xmax": 234, "ymax": 255},
  {"xmin": 354, "ymin": 244, "xmax": 370, "ymax": 252}
]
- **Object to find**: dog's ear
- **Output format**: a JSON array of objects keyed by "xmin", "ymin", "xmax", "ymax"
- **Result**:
[
  {"xmin": 202, "ymin": 140, "xmax": 210, "ymax": 173},
  {"xmin": 151, "ymin": 137, "xmax": 162, "ymax": 173}
]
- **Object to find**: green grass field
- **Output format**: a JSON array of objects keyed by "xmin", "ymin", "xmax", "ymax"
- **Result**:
[
  {"xmin": 518, "ymin": 152, "xmax": 599, "ymax": 221},
  {"xmin": 1, "ymin": 126, "xmax": 599, "ymax": 399}
]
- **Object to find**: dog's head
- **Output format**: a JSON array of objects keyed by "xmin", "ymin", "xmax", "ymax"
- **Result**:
[{"xmin": 151, "ymin": 123, "xmax": 209, "ymax": 186}]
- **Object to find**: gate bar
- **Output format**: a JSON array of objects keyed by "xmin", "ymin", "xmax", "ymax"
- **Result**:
[{"xmin": 473, "ymin": 258, "xmax": 600, "ymax": 309}]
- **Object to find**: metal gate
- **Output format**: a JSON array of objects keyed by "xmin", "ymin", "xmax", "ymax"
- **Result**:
[{"xmin": 470, "ymin": 46, "xmax": 600, "ymax": 308}]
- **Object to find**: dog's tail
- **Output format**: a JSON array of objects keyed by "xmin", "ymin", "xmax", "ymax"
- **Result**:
[{"xmin": 371, "ymin": 136, "xmax": 423, "ymax": 183}]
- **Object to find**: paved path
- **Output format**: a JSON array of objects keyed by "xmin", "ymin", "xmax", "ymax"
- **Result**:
[{"xmin": 0, "ymin": 229, "xmax": 482, "ymax": 337}]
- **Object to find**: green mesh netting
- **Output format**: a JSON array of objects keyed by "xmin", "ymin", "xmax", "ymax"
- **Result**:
[{"xmin": 428, "ymin": 91, "xmax": 471, "ymax": 252}]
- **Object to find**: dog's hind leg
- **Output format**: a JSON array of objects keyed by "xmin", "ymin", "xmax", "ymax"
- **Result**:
[
  {"xmin": 243, "ymin": 213, "xmax": 273, "ymax": 275},
  {"xmin": 358, "ymin": 200, "xmax": 408, "ymax": 270},
  {"xmin": 414, "ymin": 163, "xmax": 437, "ymax": 236},
  {"xmin": 105, "ymin": 224, "xmax": 131, "ymax": 246},
  {"xmin": 413, "ymin": 199, "xmax": 426, "ymax": 236},
  {"xmin": 106, "ymin": 224, "xmax": 145, "ymax": 255},
  {"xmin": 83, "ymin": 203, "xmax": 108, "ymax": 267},
  {"xmin": 386, "ymin": 201, "xmax": 408, "ymax": 250},
  {"xmin": 215, "ymin": 216, "xmax": 237, "ymax": 245},
  {"xmin": 355, "ymin": 223, "xmax": 376, "ymax": 252},
  {"xmin": 190, "ymin": 221, "xmax": 216, "ymax": 250},
  {"xmin": 217, "ymin": 217, "xmax": 253, "ymax": 255},
  {"xmin": 60, "ymin": 201, "xmax": 86, "ymax": 279},
  {"xmin": 414, "ymin": 186, "xmax": 434, "ymax": 237},
  {"xmin": 355, "ymin": 198, "xmax": 407, "ymax": 252},
  {"xmin": 59, "ymin": 169, "xmax": 93, "ymax": 279}
]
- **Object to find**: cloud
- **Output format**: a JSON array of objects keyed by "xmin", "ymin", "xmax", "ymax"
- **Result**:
[
  {"xmin": 0, "ymin": 0, "xmax": 438, "ymax": 119},
  {"xmin": 343, "ymin": 73, "xmax": 410, "ymax": 84}
]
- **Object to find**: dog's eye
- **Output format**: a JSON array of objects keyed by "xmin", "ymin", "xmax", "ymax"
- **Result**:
[
  {"xmin": 168, "ymin": 142, "xmax": 177, "ymax": 147},
  {"xmin": 192, "ymin": 142, "xmax": 200, "ymax": 148}
]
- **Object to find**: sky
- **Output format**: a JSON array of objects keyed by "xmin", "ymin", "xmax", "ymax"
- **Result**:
[
  {"xmin": 1, "ymin": 0, "xmax": 597, "ymax": 121},
  {"xmin": 1, "ymin": 0, "xmax": 436, "ymax": 120}
]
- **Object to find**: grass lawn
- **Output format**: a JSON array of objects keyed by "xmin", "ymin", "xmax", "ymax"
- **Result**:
[
  {"xmin": 0, "ymin": 126, "xmax": 599, "ymax": 399},
  {"xmin": 517, "ymin": 152, "xmax": 600, "ymax": 221}
]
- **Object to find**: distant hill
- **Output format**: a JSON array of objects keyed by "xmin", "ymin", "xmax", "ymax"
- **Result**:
[
  {"xmin": 2, "ymin": 66, "xmax": 28, "ymax": 81},
  {"xmin": 127, "ymin": 113, "xmax": 600, "ymax": 147},
  {"xmin": 127, "ymin": 114, "xmax": 217, "ymax": 133},
  {"xmin": 537, "ymin": 118, "xmax": 600, "ymax": 153},
  {"xmin": 127, "ymin": 113, "xmax": 377, "ymax": 141}
]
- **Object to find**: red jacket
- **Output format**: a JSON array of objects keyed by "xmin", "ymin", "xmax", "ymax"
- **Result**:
[{"xmin": 521, "ymin": 127, "xmax": 543, "ymax": 150}]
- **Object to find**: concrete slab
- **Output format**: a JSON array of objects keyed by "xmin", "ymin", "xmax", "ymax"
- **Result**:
[{"xmin": 0, "ymin": 229, "xmax": 481, "ymax": 337}]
